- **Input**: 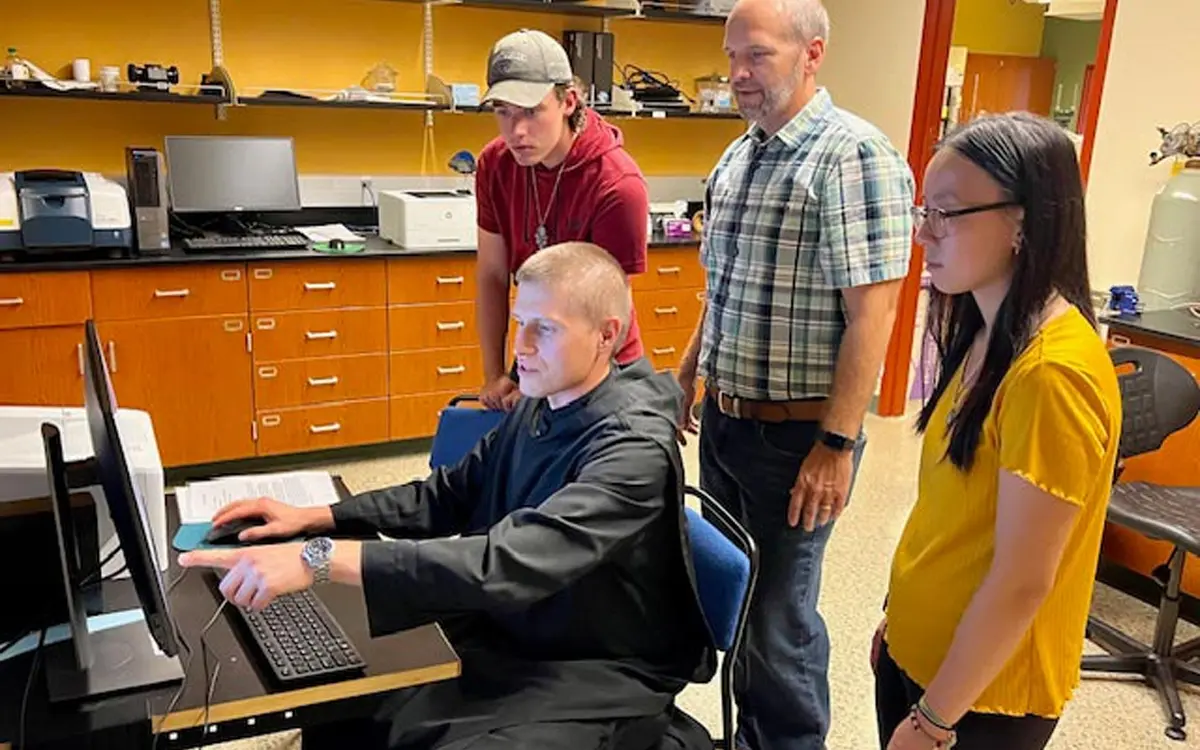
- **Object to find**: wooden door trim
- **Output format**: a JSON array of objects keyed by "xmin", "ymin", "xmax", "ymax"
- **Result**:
[
  {"xmin": 1079, "ymin": 0, "xmax": 1118, "ymax": 185},
  {"xmin": 877, "ymin": 0, "xmax": 957, "ymax": 417}
]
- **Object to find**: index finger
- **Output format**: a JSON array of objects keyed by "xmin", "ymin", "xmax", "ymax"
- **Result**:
[
  {"xmin": 212, "ymin": 497, "xmax": 266, "ymax": 526},
  {"xmin": 178, "ymin": 548, "xmax": 241, "ymax": 570}
]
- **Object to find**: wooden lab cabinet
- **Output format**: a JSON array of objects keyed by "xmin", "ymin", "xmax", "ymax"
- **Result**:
[
  {"xmin": 959, "ymin": 53, "xmax": 1057, "ymax": 124},
  {"xmin": 96, "ymin": 315, "xmax": 255, "ymax": 466},
  {"xmin": 0, "ymin": 245, "xmax": 707, "ymax": 468}
]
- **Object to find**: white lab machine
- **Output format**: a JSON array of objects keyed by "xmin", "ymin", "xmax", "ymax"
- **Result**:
[
  {"xmin": 0, "ymin": 406, "xmax": 168, "ymax": 574},
  {"xmin": 378, "ymin": 189, "xmax": 476, "ymax": 251},
  {"xmin": 0, "ymin": 170, "xmax": 133, "ymax": 253}
]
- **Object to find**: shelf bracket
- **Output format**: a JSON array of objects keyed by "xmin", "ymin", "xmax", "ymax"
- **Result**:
[{"xmin": 209, "ymin": 0, "xmax": 228, "ymax": 120}]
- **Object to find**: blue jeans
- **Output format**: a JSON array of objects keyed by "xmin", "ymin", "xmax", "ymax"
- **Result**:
[{"xmin": 698, "ymin": 396, "xmax": 865, "ymax": 750}]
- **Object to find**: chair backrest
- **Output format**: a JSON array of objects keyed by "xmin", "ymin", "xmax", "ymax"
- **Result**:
[
  {"xmin": 683, "ymin": 487, "xmax": 757, "ymax": 653},
  {"xmin": 1111, "ymin": 347, "xmax": 1200, "ymax": 460},
  {"xmin": 429, "ymin": 396, "xmax": 506, "ymax": 469}
]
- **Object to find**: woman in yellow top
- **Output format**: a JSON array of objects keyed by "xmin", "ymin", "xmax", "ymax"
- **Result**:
[{"xmin": 874, "ymin": 112, "xmax": 1123, "ymax": 750}]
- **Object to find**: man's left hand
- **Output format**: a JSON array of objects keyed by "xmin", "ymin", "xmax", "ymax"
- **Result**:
[
  {"xmin": 179, "ymin": 544, "xmax": 312, "ymax": 611},
  {"xmin": 788, "ymin": 443, "xmax": 853, "ymax": 532}
]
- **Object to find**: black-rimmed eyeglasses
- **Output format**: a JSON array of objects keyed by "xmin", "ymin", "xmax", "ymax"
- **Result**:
[{"xmin": 911, "ymin": 201, "xmax": 1019, "ymax": 239}]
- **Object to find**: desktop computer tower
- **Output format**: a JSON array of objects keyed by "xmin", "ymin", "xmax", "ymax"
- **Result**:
[
  {"xmin": 563, "ymin": 30, "xmax": 595, "ymax": 102},
  {"xmin": 593, "ymin": 31, "xmax": 615, "ymax": 107},
  {"xmin": 125, "ymin": 147, "xmax": 170, "ymax": 254}
]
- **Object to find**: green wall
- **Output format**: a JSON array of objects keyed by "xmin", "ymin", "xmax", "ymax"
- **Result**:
[{"xmin": 1040, "ymin": 17, "xmax": 1102, "ymax": 131}]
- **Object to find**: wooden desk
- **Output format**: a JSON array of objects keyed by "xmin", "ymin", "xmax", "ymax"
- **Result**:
[
  {"xmin": 1104, "ymin": 310, "xmax": 1200, "ymax": 597},
  {"xmin": 0, "ymin": 495, "xmax": 460, "ymax": 749}
]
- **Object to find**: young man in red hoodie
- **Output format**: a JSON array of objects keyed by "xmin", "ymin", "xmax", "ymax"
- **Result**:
[{"xmin": 474, "ymin": 29, "xmax": 650, "ymax": 410}]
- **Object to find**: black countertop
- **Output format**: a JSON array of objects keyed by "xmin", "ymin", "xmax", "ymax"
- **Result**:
[
  {"xmin": 0, "ymin": 233, "xmax": 702, "ymax": 273},
  {"xmin": 1104, "ymin": 309, "xmax": 1200, "ymax": 348}
]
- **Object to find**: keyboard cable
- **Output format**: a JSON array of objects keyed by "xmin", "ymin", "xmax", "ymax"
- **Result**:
[{"xmin": 17, "ymin": 628, "xmax": 47, "ymax": 750}]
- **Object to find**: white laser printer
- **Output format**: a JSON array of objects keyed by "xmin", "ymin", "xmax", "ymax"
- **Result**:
[
  {"xmin": 0, "ymin": 406, "xmax": 168, "ymax": 574},
  {"xmin": 378, "ymin": 188, "xmax": 476, "ymax": 251},
  {"xmin": 0, "ymin": 170, "xmax": 133, "ymax": 254}
]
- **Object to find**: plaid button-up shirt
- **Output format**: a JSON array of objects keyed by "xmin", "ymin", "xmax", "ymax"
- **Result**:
[{"xmin": 698, "ymin": 89, "xmax": 915, "ymax": 401}]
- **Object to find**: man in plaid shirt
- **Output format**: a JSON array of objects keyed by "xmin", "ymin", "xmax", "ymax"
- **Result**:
[{"xmin": 677, "ymin": 0, "xmax": 915, "ymax": 747}]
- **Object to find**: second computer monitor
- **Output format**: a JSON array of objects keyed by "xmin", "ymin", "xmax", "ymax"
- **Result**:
[{"xmin": 164, "ymin": 135, "xmax": 302, "ymax": 214}]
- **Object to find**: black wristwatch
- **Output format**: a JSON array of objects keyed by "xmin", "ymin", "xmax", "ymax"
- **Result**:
[{"xmin": 816, "ymin": 427, "xmax": 858, "ymax": 453}]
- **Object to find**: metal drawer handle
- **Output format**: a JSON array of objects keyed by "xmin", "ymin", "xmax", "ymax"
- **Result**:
[
  {"xmin": 309, "ymin": 422, "xmax": 342, "ymax": 434},
  {"xmin": 0, "ymin": 296, "xmax": 24, "ymax": 306},
  {"xmin": 436, "ymin": 321, "xmax": 466, "ymax": 331},
  {"xmin": 657, "ymin": 266, "xmax": 682, "ymax": 274},
  {"xmin": 1110, "ymin": 334, "xmax": 1131, "ymax": 346},
  {"xmin": 654, "ymin": 306, "xmax": 679, "ymax": 315},
  {"xmin": 436, "ymin": 276, "xmax": 465, "ymax": 285},
  {"xmin": 261, "ymin": 414, "xmax": 281, "ymax": 427},
  {"xmin": 305, "ymin": 330, "xmax": 338, "ymax": 340},
  {"xmin": 258, "ymin": 366, "xmax": 279, "ymax": 379},
  {"xmin": 253, "ymin": 268, "xmax": 274, "ymax": 280},
  {"xmin": 256, "ymin": 318, "xmax": 276, "ymax": 330},
  {"xmin": 220, "ymin": 269, "xmax": 242, "ymax": 281},
  {"xmin": 107, "ymin": 341, "xmax": 117, "ymax": 373},
  {"xmin": 437, "ymin": 365, "xmax": 467, "ymax": 376},
  {"xmin": 308, "ymin": 375, "xmax": 340, "ymax": 387},
  {"xmin": 153, "ymin": 288, "xmax": 190, "ymax": 298},
  {"xmin": 304, "ymin": 282, "xmax": 337, "ymax": 291},
  {"xmin": 77, "ymin": 344, "xmax": 84, "ymax": 376},
  {"xmin": 652, "ymin": 346, "xmax": 677, "ymax": 356}
]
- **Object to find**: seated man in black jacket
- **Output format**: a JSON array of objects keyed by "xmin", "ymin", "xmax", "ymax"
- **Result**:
[{"xmin": 179, "ymin": 241, "xmax": 716, "ymax": 750}]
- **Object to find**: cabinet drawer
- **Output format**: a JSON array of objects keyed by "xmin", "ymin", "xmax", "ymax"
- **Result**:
[
  {"xmin": 92, "ymin": 265, "xmax": 247, "ymax": 321},
  {"xmin": 634, "ymin": 288, "xmax": 704, "ymax": 331},
  {"xmin": 631, "ymin": 248, "xmax": 704, "ymax": 291},
  {"xmin": 390, "ymin": 391, "xmax": 468, "ymax": 442},
  {"xmin": 248, "ymin": 260, "xmax": 386, "ymax": 311},
  {"xmin": 0, "ymin": 325, "xmax": 86, "ymax": 406},
  {"xmin": 387, "ymin": 256, "xmax": 476, "ymax": 305},
  {"xmin": 641, "ymin": 328, "xmax": 691, "ymax": 371},
  {"xmin": 0, "ymin": 271, "xmax": 91, "ymax": 330},
  {"xmin": 254, "ymin": 353, "xmax": 389, "ymax": 410},
  {"xmin": 389, "ymin": 302, "xmax": 476, "ymax": 352},
  {"xmin": 256, "ymin": 398, "xmax": 389, "ymax": 457},
  {"xmin": 252, "ymin": 308, "xmax": 387, "ymax": 361},
  {"xmin": 390, "ymin": 347, "xmax": 483, "ymax": 396}
]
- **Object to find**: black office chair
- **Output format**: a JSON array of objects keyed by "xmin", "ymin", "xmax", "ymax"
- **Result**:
[{"xmin": 1083, "ymin": 346, "xmax": 1200, "ymax": 742}]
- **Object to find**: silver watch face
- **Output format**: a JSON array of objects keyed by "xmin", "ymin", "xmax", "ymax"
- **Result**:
[{"xmin": 302, "ymin": 537, "xmax": 334, "ymax": 568}]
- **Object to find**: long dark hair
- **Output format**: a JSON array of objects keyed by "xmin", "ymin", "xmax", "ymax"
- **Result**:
[{"xmin": 916, "ymin": 112, "xmax": 1096, "ymax": 470}]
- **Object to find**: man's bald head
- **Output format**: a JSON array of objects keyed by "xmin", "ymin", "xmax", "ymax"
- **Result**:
[{"xmin": 729, "ymin": 0, "xmax": 830, "ymax": 46}]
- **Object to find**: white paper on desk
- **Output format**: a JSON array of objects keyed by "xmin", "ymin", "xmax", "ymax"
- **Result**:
[
  {"xmin": 295, "ymin": 223, "xmax": 365, "ymax": 243},
  {"xmin": 177, "ymin": 470, "xmax": 340, "ymax": 525}
]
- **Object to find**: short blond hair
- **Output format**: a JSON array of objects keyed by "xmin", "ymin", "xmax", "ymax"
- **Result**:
[{"xmin": 515, "ymin": 242, "xmax": 632, "ymax": 345}]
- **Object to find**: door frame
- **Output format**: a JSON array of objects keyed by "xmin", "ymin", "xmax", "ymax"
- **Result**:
[{"xmin": 876, "ymin": 0, "xmax": 1120, "ymax": 417}]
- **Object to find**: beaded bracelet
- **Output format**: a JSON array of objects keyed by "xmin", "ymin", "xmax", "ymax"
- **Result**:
[{"xmin": 908, "ymin": 707, "xmax": 957, "ymax": 748}]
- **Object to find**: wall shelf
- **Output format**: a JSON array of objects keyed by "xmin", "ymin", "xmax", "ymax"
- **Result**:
[
  {"xmin": 0, "ymin": 85, "xmax": 225, "ymax": 106},
  {"xmin": 372, "ymin": 0, "xmax": 727, "ymax": 22}
]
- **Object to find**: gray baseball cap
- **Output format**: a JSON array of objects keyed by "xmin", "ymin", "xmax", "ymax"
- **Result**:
[{"xmin": 481, "ymin": 29, "xmax": 574, "ymax": 108}]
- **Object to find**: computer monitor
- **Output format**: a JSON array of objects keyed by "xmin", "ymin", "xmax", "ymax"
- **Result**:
[
  {"xmin": 164, "ymin": 135, "xmax": 302, "ymax": 213},
  {"xmin": 39, "ymin": 320, "xmax": 183, "ymax": 704}
]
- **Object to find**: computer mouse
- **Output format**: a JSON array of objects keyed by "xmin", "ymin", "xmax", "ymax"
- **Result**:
[
  {"xmin": 203, "ymin": 516, "xmax": 268, "ymax": 546},
  {"xmin": 329, "ymin": 238, "xmax": 345, "ymax": 250}
]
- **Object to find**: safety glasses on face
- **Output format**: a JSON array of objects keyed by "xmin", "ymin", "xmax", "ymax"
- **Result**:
[{"xmin": 911, "ymin": 201, "xmax": 1020, "ymax": 240}]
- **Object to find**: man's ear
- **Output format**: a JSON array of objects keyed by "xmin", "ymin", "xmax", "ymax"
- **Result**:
[
  {"xmin": 805, "ymin": 37, "xmax": 826, "ymax": 75},
  {"xmin": 598, "ymin": 318, "xmax": 622, "ymax": 352}
]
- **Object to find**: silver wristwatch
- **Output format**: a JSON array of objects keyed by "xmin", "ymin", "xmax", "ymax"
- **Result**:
[{"xmin": 300, "ymin": 537, "xmax": 335, "ymax": 585}]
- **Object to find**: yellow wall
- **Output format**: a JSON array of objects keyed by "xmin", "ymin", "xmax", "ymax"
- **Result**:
[
  {"xmin": 951, "ymin": 0, "xmax": 1047, "ymax": 56},
  {"xmin": 1, "ymin": 0, "xmax": 743, "ymax": 177}
]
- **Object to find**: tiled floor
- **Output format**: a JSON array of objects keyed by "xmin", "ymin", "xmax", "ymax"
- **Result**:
[{"xmin": 213, "ymin": 409, "xmax": 1200, "ymax": 750}]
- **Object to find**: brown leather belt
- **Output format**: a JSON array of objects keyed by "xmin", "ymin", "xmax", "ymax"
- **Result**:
[{"xmin": 708, "ymin": 387, "xmax": 828, "ymax": 423}]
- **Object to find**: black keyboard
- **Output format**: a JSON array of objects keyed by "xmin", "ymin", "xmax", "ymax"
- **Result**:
[
  {"xmin": 231, "ymin": 589, "xmax": 366, "ymax": 686},
  {"xmin": 183, "ymin": 233, "xmax": 310, "ymax": 251}
]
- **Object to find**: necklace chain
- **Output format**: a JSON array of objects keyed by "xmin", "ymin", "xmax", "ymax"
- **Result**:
[{"xmin": 531, "ymin": 160, "xmax": 568, "ymax": 250}]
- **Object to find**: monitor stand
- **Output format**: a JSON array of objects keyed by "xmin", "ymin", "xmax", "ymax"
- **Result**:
[{"xmin": 40, "ymin": 424, "xmax": 184, "ymax": 705}]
